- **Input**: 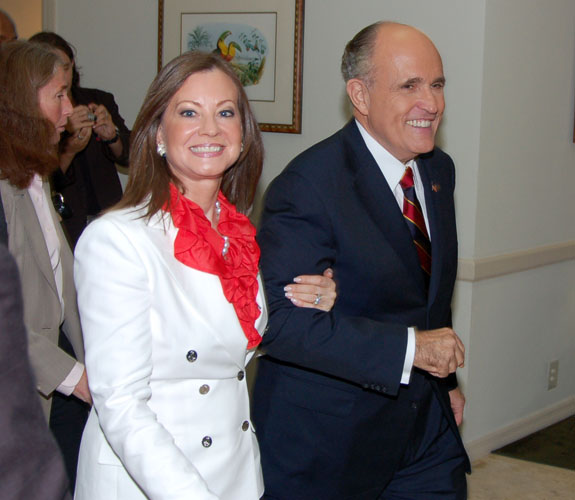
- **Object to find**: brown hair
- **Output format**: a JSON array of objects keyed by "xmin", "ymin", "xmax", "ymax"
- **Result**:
[
  {"xmin": 118, "ymin": 51, "xmax": 263, "ymax": 216},
  {"xmin": 29, "ymin": 31, "xmax": 81, "ymax": 90},
  {"xmin": 0, "ymin": 41, "xmax": 63, "ymax": 189}
]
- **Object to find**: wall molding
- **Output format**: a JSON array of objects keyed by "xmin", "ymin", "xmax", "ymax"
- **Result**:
[
  {"xmin": 457, "ymin": 241, "xmax": 575, "ymax": 282},
  {"xmin": 464, "ymin": 396, "xmax": 575, "ymax": 463},
  {"xmin": 42, "ymin": 0, "xmax": 56, "ymax": 31}
]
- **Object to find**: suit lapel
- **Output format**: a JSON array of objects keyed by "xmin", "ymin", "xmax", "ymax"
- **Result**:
[
  {"xmin": 45, "ymin": 182, "xmax": 79, "ymax": 320},
  {"xmin": 343, "ymin": 122, "xmax": 426, "ymax": 291},
  {"xmin": 417, "ymin": 156, "xmax": 443, "ymax": 307},
  {"xmin": 2, "ymin": 182, "xmax": 60, "ymax": 297}
]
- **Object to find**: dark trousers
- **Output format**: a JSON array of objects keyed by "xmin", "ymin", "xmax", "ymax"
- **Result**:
[
  {"xmin": 377, "ymin": 391, "xmax": 467, "ymax": 500},
  {"xmin": 49, "ymin": 330, "xmax": 89, "ymax": 492},
  {"xmin": 259, "ymin": 378, "xmax": 467, "ymax": 500}
]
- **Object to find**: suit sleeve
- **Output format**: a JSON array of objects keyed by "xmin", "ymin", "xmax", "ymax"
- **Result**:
[
  {"xmin": 27, "ymin": 331, "xmax": 77, "ymax": 397},
  {"xmin": 439, "ymin": 161, "xmax": 459, "ymax": 392},
  {"xmin": 74, "ymin": 218, "xmax": 219, "ymax": 500},
  {"xmin": 258, "ymin": 169, "xmax": 408, "ymax": 396}
]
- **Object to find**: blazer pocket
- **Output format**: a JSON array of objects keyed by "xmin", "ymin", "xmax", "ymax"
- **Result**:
[
  {"xmin": 98, "ymin": 439, "xmax": 123, "ymax": 467},
  {"xmin": 280, "ymin": 371, "xmax": 357, "ymax": 418}
]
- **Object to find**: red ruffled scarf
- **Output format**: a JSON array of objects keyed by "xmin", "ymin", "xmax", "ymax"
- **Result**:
[{"xmin": 167, "ymin": 184, "xmax": 262, "ymax": 349}]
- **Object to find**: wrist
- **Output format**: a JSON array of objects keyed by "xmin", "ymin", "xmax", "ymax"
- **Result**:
[{"xmin": 100, "ymin": 126, "xmax": 120, "ymax": 144}]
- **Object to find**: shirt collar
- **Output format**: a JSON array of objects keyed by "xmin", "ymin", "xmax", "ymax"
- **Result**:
[{"xmin": 355, "ymin": 119, "xmax": 417, "ymax": 191}]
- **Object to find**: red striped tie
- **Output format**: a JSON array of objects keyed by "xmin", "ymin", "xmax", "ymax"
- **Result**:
[{"xmin": 400, "ymin": 167, "xmax": 432, "ymax": 285}]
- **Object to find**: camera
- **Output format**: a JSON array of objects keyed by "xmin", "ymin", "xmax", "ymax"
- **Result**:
[
  {"xmin": 87, "ymin": 112, "xmax": 97, "ymax": 122},
  {"xmin": 52, "ymin": 192, "xmax": 73, "ymax": 220}
]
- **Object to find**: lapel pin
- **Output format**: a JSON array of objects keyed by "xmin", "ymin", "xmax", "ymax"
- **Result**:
[{"xmin": 432, "ymin": 183, "xmax": 441, "ymax": 193}]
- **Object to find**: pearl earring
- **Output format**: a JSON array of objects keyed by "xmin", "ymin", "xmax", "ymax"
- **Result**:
[
  {"xmin": 240, "ymin": 142, "xmax": 244, "ymax": 153},
  {"xmin": 157, "ymin": 143, "xmax": 166, "ymax": 158}
]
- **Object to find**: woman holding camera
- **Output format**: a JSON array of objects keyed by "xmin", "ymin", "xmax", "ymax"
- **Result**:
[{"xmin": 30, "ymin": 32, "xmax": 131, "ymax": 247}]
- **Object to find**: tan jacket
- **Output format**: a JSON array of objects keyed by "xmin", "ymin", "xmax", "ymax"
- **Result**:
[{"xmin": 0, "ymin": 179, "xmax": 84, "ymax": 418}]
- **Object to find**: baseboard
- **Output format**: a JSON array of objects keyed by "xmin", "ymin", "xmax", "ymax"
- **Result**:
[{"xmin": 464, "ymin": 396, "xmax": 575, "ymax": 463}]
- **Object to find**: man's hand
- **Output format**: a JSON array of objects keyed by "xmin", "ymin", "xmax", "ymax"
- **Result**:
[
  {"xmin": 72, "ymin": 369, "xmax": 92, "ymax": 406},
  {"xmin": 449, "ymin": 387, "xmax": 465, "ymax": 426},
  {"xmin": 413, "ymin": 328, "xmax": 465, "ymax": 378}
]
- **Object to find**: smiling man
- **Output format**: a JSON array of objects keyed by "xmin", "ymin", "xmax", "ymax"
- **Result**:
[{"xmin": 253, "ymin": 22, "xmax": 470, "ymax": 499}]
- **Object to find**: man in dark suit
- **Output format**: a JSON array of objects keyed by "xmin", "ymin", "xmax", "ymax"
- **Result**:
[
  {"xmin": 0, "ymin": 243, "xmax": 71, "ymax": 499},
  {"xmin": 253, "ymin": 22, "xmax": 470, "ymax": 499}
]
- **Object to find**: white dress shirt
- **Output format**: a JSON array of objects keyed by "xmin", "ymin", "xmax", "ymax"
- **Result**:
[
  {"xmin": 27, "ymin": 174, "xmax": 83, "ymax": 395},
  {"xmin": 356, "ymin": 121, "xmax": 433, "ymax": 385}
]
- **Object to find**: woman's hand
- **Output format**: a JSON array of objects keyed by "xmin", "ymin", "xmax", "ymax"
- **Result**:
[
  {"xmin": 62, "ymin": 126, "xmax": 92, "ymax": 155},
  {"xmin": 89, "ymin": 103, "xmax": 124, "ymax": 159},
  {"xmin": 284, "ymin": 268, "xmax": 336, "ymax": 312},
  {"xmin": 90, "ymin": 103, "xmax": 117, "ymax": 141},
  {"xmin": 60, "ymin": 105, "xmax": 93, "ymax": 172},
  {"xmin": 61, "ymin": 104, "xmax": 93, "ymax": 156},
  {"xmin": 66, "ymin": 104, "xmax": 96, "ymax": 134}
]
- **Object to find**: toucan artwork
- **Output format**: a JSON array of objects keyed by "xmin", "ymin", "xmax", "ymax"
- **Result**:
[
  {"xmin": 213, "ymin": 31, "xmax": 242, "ymax": 62},
  {"xmin": 187, "ymin": 24, "xmax": 268, "ymax": 87}
]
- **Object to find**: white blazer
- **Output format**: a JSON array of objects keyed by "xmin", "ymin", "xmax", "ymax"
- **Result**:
[{"xmin": 73, "ymin": 205, "xmax": 267, "ymax": 500}]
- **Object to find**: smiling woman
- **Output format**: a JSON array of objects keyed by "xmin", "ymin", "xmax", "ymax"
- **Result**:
[
  {"xmin": 72, "ymin": 51, "xmax": 337, "ymax": 500},
  {"xmin": 156, "ymin": 68, "xmax": 243, "ymax": 210}
]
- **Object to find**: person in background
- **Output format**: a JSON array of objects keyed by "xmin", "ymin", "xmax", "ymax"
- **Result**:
[
  {"xmin": 0, "ymin": 243, "xmax": 71, "ymax": 500},
  {"xmin": 0, "ymin": 40, "xmax": 91, "ymax": 493},
  {"xmin": 73, "ymin": 51, "xmax": 336, "ymax": 500},
  {"xmin": 0, "ymin": 9, "xmax": 17, "ymax": 45},
  {"xmin": 30, "ymin": 31, "xmax": 131, "ymax": 247},
  {"xmin": 252, "ymin": 21, "xmax": 470, "ymax": 499}
]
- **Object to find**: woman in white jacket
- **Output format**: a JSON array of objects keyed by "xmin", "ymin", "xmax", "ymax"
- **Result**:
[{"xmin": 73, "ymin": 51, "xmax": 335, "ymax": 500}]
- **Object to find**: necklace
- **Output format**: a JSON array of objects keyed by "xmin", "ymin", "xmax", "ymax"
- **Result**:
[
  {"xmin": 168, "ymin": 184, "xmax": 262, "ymax": 349},
  {"xmin": 215, "ymin": 200, "xmax": 230, "ymax": 258}
]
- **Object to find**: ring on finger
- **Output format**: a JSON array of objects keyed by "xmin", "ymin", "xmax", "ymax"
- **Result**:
[
  {"xmin": 313, "ymin": 294, "xmax": 322, "ymax": 305},
  {"xmin": 77, "ymin": 135, "xmax": 84, "ymax": 140}
]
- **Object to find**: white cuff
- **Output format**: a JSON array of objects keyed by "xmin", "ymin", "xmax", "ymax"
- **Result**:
[
  {"xmin": 400, "ymin": 327, "xmax": 415, "ymax": 385},
  {"xmin": 57, "ymin": 362, "xmax": 84, "ymax": 396}
]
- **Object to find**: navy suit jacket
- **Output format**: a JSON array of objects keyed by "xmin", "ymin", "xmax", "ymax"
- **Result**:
[{"xmin": 253, "ymin": 120, "xmax": 469, "ymax": 498}]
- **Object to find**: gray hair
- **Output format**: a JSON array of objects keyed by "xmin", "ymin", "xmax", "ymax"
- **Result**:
[{"xmin": 340, "ymin": 22, "xmax": 384, "ymax": 85}]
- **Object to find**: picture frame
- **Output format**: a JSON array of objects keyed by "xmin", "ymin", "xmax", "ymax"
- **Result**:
[{"xmin": 158, "ymin": 0, "xmax": 304, "ymax": 134}]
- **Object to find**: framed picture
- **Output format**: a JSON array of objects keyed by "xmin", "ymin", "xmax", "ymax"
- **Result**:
[{"xmin": 158, "ymin": 0, "xmax": 305, "ymax": 134}]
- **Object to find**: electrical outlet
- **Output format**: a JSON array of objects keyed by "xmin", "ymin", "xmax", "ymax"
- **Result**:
[{"xmin": 547, "ymin": 360, "xmax": 559, "ymax": 390}]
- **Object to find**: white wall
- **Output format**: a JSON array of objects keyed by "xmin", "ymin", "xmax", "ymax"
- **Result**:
[
  {"xmin": 45, "ymin": 0, "xmax": 157, "ymax": 129},
  {"xmin": 464, "ymin": 261, "xmax": 574, "ymax": 442},
  {"xmin": 478, "ymin": 0, "xmax": 575, "ymax": 255},
  {"xmin": 47, "ymin": 0, "xmax": 575, "ymax": 455},
  {"xmin": 462, "ymin": 0, "xmax": 575, "ymax": 447}
]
